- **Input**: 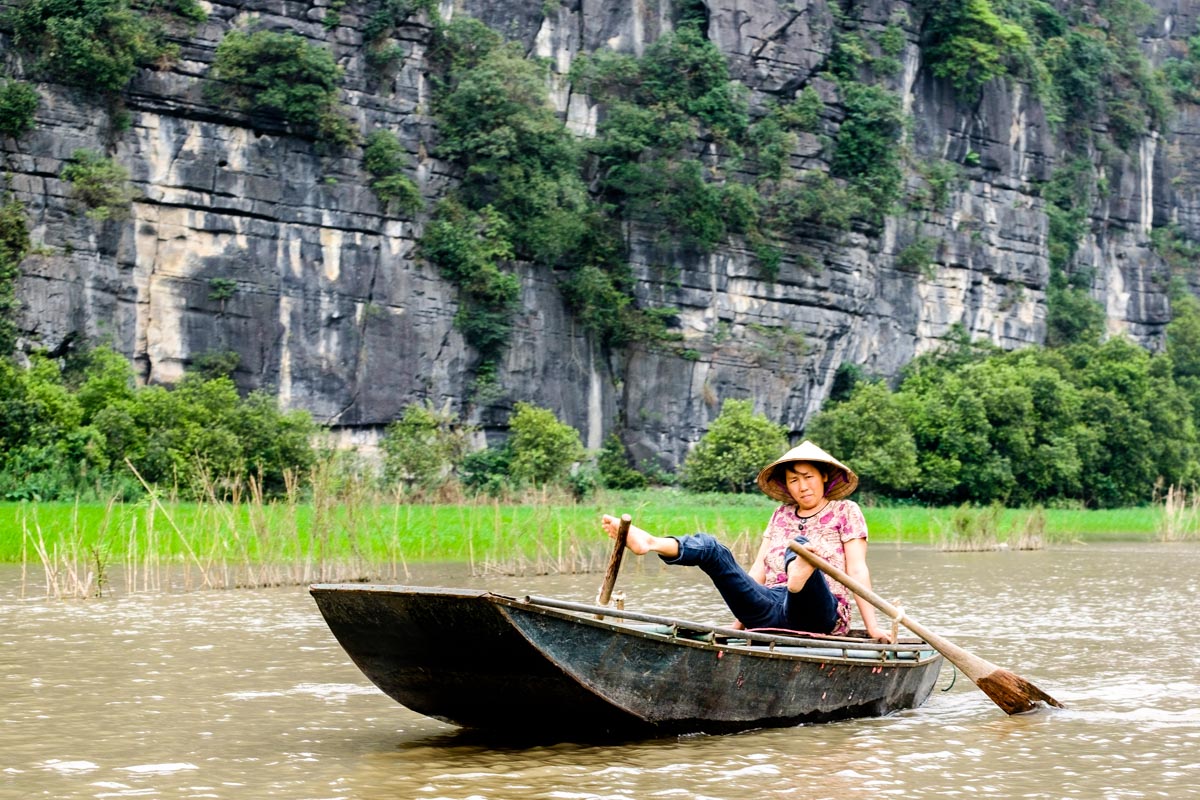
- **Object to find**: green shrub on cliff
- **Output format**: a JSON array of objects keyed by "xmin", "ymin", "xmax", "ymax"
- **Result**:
[
  {"xmin": 60, "ymin": 150, "xmax": 134, "ymax": 221},
  {"xmin": 419, "ymin": 199, "xmax": 519, "ymax": 364},
  {"xmin": 209, "ymin": 29, "xmax": 353, "ymax": 146},
  {"xmin": 916, "ymin": 0, "xmax": 1032, "ymax": 97},
  {"xmin": 11, "ymin": 0, "xmax": 178, "ymax": 91},
  {"xmin": 0, "ymin": 199, "xmax": 30, "ymax": 355},
  {"xmin": 363, "ymin": 130, "xmax": 423, "ymax": 216},
  {"xmin": 432, "ymin": 33, "xmax": 588, "ymax": 264},
  {"xmin": 0, "ymin": 80, "xmax": 39, "ymax": 138}
]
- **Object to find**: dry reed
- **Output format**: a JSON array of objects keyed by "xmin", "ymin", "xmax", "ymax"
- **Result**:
[{"xmin": 1158, "ymin": 484, "xmax": 1200, "ymax": 541}]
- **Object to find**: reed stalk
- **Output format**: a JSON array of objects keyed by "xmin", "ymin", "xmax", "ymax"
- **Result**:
[{"xmin": 1158, "ymin": 484, "xmax": 1200, "ymax": 541}]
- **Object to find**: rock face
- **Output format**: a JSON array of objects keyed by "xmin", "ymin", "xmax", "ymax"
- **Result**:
[{"xmin": 1, "ymin": 0, "xmax": 1197, "ymax": 471}]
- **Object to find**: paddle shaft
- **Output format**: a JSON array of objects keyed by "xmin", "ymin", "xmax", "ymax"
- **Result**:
[
  {"xmin": 786, "ymin": 540, "xmax": 1062, "ymax": 714},
  {"xmin": 596, "ymin": 514, "xmax": 631, "ymax": 612}
]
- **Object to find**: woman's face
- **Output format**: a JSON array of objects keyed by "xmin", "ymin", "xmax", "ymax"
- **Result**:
[{"xmin": 784, "ymin": 461, "xmax": 827, "ymax": 511}]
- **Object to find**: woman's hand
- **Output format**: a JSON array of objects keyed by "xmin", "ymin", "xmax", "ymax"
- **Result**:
[{"xmin": 866, "ymin": 626, "xmax": 895, "ymax": 644}]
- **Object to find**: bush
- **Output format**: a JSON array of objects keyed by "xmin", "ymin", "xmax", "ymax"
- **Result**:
[
  {"xmin": 917, "ymin": 0, "xmax": 1032, "ymax": 97},
  {"xmin": 418, "ymin": 199, "xmax": 519, "ymax": 365},
  {"xmin": 806, "ymin": 381, "xmax": 920, "ymax": 496},
  {"xmin": 209, "ymin": 29, "xmax": 352, "ymax": 145},
  {"xmin": 0, "ymin": 346, "xmax": 317, "ymax": 499},
  {"xmin": 0, "ymin": 80, "xmax": 39, "ymax": 138},
  {"xmin": 60, "ymin": 150, "xmax": 134, "ymax": 221},
  {"xmin": 381, "ymin": 401, "xmax": 473, "ymax": 488},
  {"xmin": 362, "ymin": 130, "xmax": 423, "ymax": 215},
  {"xmin": 459, "ymin": 442, "xmax": 512, "ymax": 495},
  {"xmin": 506, "ymin": 402, "xmax": 585, "ymax": 487},
  {"xmin": 0, "ymin": 199, "xmax": 31, "ymax": 355},
  {"xmin": 12, "ymin": 0, "xmax": 177, "ymax": 91},
  {"xmin": 597, "ymin": 432, "xmax": 648, "ymax": 489},
  {"xmin": 680, "ymin": 399, "xmax": 789, "ymax": 493},
  {"xmin": 433, "ymin": 38, "xmax": 588, "ymax": 263}
]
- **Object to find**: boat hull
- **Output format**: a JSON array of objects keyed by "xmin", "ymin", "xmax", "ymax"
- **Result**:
[{"xmin": 310, "ymin": 584, "xmax": 942, "ymax": 738}]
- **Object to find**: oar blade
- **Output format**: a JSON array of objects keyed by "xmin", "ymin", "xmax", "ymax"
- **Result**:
[{"xmin": 977, "ymin": 668, "xmax": 1065, "ymax": 715}]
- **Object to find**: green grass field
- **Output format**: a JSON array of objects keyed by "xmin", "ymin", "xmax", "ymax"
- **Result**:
[
  {"xmin": 2, "ymin": 489, "xmax": 1178, "ymax": 596},
  {"xmin": 0, "ymin": 490, "xmax": 1166, "ymax": 564}
]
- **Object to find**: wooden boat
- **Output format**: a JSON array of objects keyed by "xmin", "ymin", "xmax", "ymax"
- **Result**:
[{"xmin": 310, "ymin": 584, "xmax": 944, "ymax": 739}]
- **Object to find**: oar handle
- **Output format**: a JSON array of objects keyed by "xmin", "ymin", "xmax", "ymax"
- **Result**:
[
  {"xmin": 596, "ymin": 514, "xmax": 631, "ymax": 611},
  {"xmin": 786, "ymin": 540, "xmax": 901, "ymax": 619},
  {"xmin": 786, "ymin": 541, "xmax": 995, "ymax": 674}
]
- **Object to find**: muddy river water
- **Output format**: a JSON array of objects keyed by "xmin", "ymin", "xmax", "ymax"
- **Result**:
[{"xmin": 3, "ymin": 542, "xmax": 1199, "ymax": 799}]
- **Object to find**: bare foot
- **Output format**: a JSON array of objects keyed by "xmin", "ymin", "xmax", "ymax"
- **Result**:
[
  {"xmin": 786, "ymin": 547, "xmax": 817, "ymax": 593},
  {"xmin": 601, "ymin": 514, "xmax": 656, "ymax": 555}
]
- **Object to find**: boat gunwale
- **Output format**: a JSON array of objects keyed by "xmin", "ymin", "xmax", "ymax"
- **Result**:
[{"xmin": 310, "ymin": 583, "xmax": 941, "ymax": 668}]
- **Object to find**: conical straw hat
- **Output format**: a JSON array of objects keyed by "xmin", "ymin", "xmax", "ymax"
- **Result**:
[{"xmin": 755, "ymin": 440, "xmax": 859, "ymax": 504}]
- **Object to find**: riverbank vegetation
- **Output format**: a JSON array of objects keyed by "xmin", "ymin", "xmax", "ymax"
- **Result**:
[{"xmin": 1, "ymin": 486, "xmax": 1183, "ymax": 599}]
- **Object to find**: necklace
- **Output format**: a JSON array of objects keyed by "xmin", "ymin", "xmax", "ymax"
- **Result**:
[{"xmin": 794, "ymin": 501, "xmax": 829, "ymax": 529}]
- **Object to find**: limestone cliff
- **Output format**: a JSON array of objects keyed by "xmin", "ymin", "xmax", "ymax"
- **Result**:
[{"xmin": 1, "ymin": 0, "xmax": 1197, "ymax": 471}]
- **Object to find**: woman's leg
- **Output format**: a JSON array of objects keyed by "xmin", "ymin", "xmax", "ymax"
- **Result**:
[
  {"xmin": 782, "ymin": 542, "xmax": 838, "ymax": 633},
  {"xmin": 663, "ymin": 534, "xmax": 782, "ymax": 629}
]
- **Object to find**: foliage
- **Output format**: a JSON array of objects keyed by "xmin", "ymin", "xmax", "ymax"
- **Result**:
[
  {"xmin": 1162, "ymin": 35, "xmax": 1200, "ymax": 104},
  {"xmin": 11, "ymin": 0, "xmax": 178, "ymax": 91},
  {"xmin": 506, "ymin": 402, "xmax": 585, "ymax": 487},
  {"xmin": 596, "ymin": 433, "xmax": 648, "ymax": 490},
  {"xmin": 0, "ymin": 347, "xmax": 317, "ymax": 499},
  {"xmin": 1040, "ymin": 158, "xmax": 1106, "ymax": 346},
  {"xmin": 774, "ymin": 172, "xmax": 873, "ymax": 231},
  {"xmin": 209, "ymin": 29, "xmax": 352, "ymax": 146},
  {"xmin": 806, "ymin": 336, "xmax": 1200, "ymax": 507},
  {"xmin": 897, "ymin": 236, "xmax": 939, "ymax": 277},
  {"xmin": 806, "ymin": 381, "xmax": 920, "ymax": 497},
  {"xmin": 0, "ymin": 80, "xmax": 39, "ymax": 138},
  {"xmin": 363, "ymin": 130, "xmax": 423, "ymax": 215},
  {"xmin": 680, "ymin": 399, "xmax": 789, "ymax": 494},
  {"xmin": 381, "ymin": 401, "xmax": 473, "ymax": 488},
  {"xmin": 0, "ymin": 199, "xmax": 30, "ymax": 355},
  {"xmin": 458, "ymin": 442, "xmax": 513, "ymax": 495},
  {"xmin": 830, "ymin": 82, "xmax": 904, "ymax": 216},
  {"xmin": 917, "ymin": 0, "xmax": 1032, "ymax": 97},
  {"xmin": 433, "ymin": 38, "xmax": 588, "ymax": 263},
  {"xmin": 60, "ymin": 150, "xmax": 134, "ymax": 221},
  {"xmin": 419, "ymin": 199, "xmax": 519, "ymax": 365},
  {"xmin": 188, "ymin": 349, "xmax": 240, "ymax": 380},
  {"xmin": 916, "ymin": 0, "xmax": 1170, "ymax": 149}
]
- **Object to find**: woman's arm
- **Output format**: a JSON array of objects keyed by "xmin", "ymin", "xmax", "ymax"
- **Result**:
[{"xmin": 843, "ymin": 537, "xmax": 893, "ymax": 643}]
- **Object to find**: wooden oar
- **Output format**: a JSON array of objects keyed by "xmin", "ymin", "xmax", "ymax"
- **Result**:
[
  {"xmin": 595, "ymin": 514, "xmax": 631, "ymax": 618},
  {"xmin": 786, "ymin": 540, "xmax": 1063, "ymax": 715}
]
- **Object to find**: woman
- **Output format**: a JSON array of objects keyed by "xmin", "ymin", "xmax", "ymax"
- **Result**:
[{"xmin": 602, "ymin": 440, "xmax": 892, "ymax": 642}]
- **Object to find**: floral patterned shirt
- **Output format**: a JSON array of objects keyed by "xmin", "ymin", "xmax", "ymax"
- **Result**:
[{"xmin": 761, "ymin": 499, "xmax": 868, "ymax": 635}]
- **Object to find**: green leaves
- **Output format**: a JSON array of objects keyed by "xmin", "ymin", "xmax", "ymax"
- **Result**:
[
  {"xmin": 807, "ymin": 339, "xmax": 1200, "ymax": 507},
  {"xmin": 12, "ymin": 0, "xmax": 178, "ymax": 91},
  {"xmin": 0, "ymin": 199, "xmax": 30, "ymax": 356},
  {"xmin": 209, "ymin": 29, "xmax": 351, "ymax": 145},
  {"xmin": 0, "ymin": 347, "xmax": 316, "ymax": 500},
  {"xmin": 680, "ymin": 399, "xmax": 789, "ymax": 494},
  {"xmin": 381, "ymin": 401, "xmax": 474, "ymax": 488},
  {"xmin": 0, "ymin": 80, "xmax": 39, "ymax": 138},
  {"xmin": 508, "ymin": 402, "xmax": 586, "ymax": 487},
  {"xmin": 363, "ymin": 130, "xmax": 423, "ymax": 216},
  {"xmin": 60, "ymin": 150, "xmax": 134, "ymax": 221}
]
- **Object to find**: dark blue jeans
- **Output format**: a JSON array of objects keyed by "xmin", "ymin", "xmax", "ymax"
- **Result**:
[{"xmin": 661, "ymin": 533, "xmax": 838, "ymax": 633}]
